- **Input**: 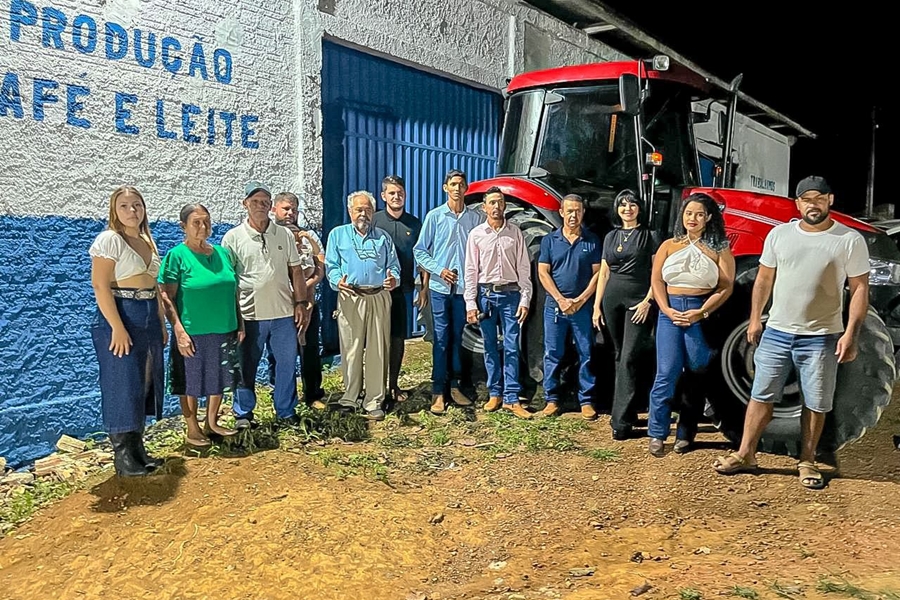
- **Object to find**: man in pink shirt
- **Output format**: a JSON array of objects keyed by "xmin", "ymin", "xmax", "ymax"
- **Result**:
[{"xmin": 465, "ymin": 187, "xmax": 533, "ymax": 419}]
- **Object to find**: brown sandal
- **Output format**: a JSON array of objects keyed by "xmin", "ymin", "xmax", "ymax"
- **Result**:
[
  {"xmin": 797, "ymin": 461, "xmax": 825, "ymax": 489},
  {"xmin": 713, "ymin": 452, "xmax": 758, "ymax": 474}
]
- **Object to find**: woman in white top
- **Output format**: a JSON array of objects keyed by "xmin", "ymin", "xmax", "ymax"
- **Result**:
[
  {"xmin": 89, "ymin": 186, "xmax": 167, "ymax": 477},
  {"xmin": 647, "ymin": 193, "xmax": 735, "ymax": 457}
]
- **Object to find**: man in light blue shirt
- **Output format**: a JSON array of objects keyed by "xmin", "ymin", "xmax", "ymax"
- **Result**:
[
  {"xmin": 325, "ymin": 190, "xmax": 401, "ymax": 420},
  {"xmin": 413, "ymin": 169, "xmax": 485, "ymax": 414}
]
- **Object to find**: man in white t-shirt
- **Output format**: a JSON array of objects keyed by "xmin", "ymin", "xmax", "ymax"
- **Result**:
[
  {"xmin": 714, "ymin": 176, "xmax": 870, "ymax": 489},
  {"xmin": 222, "ymin": 182, "xmax": 311, "ymax": 429}
]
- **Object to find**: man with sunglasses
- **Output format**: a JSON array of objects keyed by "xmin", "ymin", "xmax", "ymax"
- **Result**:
[
  {"xmin": 325, "ymin": 190, "xmax": 401, "ymax": 420},
  {"xmin": 222, "ymin": 181, "xmax": 310, "ymax": 429}
]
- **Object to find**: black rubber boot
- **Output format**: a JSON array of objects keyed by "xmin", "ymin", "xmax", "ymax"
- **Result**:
[
  {"xmin": 133, "ymin": 430, "xmax": 163, "ymax": 471},
  {"xmin": 110, "ymin": 432, "xmax": 149, "ymax": 477}
]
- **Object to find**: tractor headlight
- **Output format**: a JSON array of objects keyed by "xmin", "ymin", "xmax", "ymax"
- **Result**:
[{"xmin": 869, "ymin": 258, "xmax": 900, "ymax": 286}]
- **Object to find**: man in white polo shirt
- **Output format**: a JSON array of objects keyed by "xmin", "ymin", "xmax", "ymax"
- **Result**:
[
  {"xmin": 223, "ymin": 181, "xmax": 311, "ymax": 428},
  {"xmin": 714, "ymin": 176, "xmax": 869, "ymax": 489}
]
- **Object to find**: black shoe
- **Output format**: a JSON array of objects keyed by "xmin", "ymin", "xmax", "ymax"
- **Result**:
[
  {"xmin": 109, "ymin": 432, "xmax": 149, "ymax": 477},
  {"xmin": 612, "ymin": 427, "xmax": 632, "ymax": 441},
  {"xmin": 134, "ymin": 431, "xmax": 163, "ymax": 471},
  {"xmin": 276, "ymin": 414, "xmax": 302, "ymax": 427},
  {"xmin": 234, "ymin": 412, "xmax": 258, "ymax": 430},
  {"xmin": 893, "ymin": 434, "xmax": 900, "ymax": 450}
]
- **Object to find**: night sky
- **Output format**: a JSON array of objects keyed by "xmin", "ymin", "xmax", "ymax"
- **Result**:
[{"xmin": 599, "ymin": 0, "xmax": 888, "ymax": 216}]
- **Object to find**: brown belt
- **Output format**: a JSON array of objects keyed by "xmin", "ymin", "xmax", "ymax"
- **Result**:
[{"xmin": 349, "ymin": 285, "xmax": 384, "ymax": 295}]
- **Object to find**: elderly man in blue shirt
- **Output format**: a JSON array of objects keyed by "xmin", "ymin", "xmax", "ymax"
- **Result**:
[
  {"xmin": 325, "ymin": 190, "xmax": 401, "ymax": 421},
  {"xmin": 413, "ymin": 169, "xmax": 485, "ymax": 415}
]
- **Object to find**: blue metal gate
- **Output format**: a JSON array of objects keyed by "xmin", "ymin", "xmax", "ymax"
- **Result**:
[{"xmin": 320, "ymin": 41, "xmax": 501, "ymax": 354}]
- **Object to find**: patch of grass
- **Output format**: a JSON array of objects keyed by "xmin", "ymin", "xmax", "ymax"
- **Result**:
[
  {"xmin": 816, "ymin": 577, "xmax": 889, "ymax": 600},
  {"xmin": 429, "ymin": 427, "xmax": 451, "ymax": 446},
  {"xmin": 307, "ymin": 449, "xmax": 390, "ymax": 482},
  {"xmin": 730, "ymin": 586, "xmax": 760, "ymax": 600},
  {"xmin": 769, "ymin": 581, "xmax": 803, "ymax": 599},
  {"xmin": 679, "ymin": 589, "xmax": 702, "ymax": 600},
  {"xmin": 0, "ymin": 480, "xmax": 74, "ymax": 533},
  {"xmin": 480, "ymin": 411, "xmax": 587, "ymax": 455},
  {"xmin": 584, "ymin": 448, "xmax": 621, "ymax": 461},
  {"xmin": 378, "ymin": 430, "xmax": 423, "ymax": 449}
]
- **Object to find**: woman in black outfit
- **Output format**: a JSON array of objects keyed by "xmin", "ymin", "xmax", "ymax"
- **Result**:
[{"xmin": 593, "ymin": 190, "xmax": 659, "ymax": 440}]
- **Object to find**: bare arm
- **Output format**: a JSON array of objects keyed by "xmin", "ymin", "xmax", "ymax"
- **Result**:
[
  {"xmin": 91, "ymin": 257, "xmax": 133, "ymax": 358},
  {"xmin": 290, "ymin": 264, "xmax": 310, "ymax": 329},
  {"xmin": 538, "ymin": 262, "xmax": 565, "ymax": 304},
  {"xmin": 576, "ymin": 265, "xmax": 601, "ymax": 305},
  {"xmin": 650, "ymin": 241, "xmax": 673, "ymax": 316},
  {"xmin": 836, "ymin": 273, "xmax": 869, "ymax": 362},
  {"xmin": 592, "ymin": 260, "xmax": 611, "ymax": 313},
  {"xmin": 159, "ymin": 282, "xmax": 194, "ymax": 356}
]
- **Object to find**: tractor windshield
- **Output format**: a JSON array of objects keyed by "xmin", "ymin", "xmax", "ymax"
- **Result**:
[{"xmin": 498, "ymin": 85, "xmax": 638, "ymax": 212}]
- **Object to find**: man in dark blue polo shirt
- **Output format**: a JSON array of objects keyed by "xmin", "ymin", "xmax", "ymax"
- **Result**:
[
  {"xmin": 373, "ymin": 175, "xmax": 428, "ymax": 405},
  {"xmin": 537, "ymin": 194, "xmax": 602, "ymax": 419}
]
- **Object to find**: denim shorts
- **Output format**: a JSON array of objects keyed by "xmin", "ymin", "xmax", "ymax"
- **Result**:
[{"xmin": 750, "ymin": 327, "xmax": 840, "ymax": 413}]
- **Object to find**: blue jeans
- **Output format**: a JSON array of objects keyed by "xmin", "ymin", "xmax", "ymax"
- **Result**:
[
  {"xmin": 478, "ymin": 289, "xmax": 521, "ymax": 404},
  {"xmin": 543, "ymin": 303, "xmax": 595, "ymax": 405},
  {"xmin": 648, "ymin": 295, "xmax": 713, "ymax": 440},
  {"xmin": 751, "ymin": 328, "xmax": 840, "ymax": 413},
  {"xmin": 235, "ymin": 317, "xmax": 298, "ymax": 419},
  {"xmin": 431, "ymin": 291, "xmax": 466, "ymax": 394}
]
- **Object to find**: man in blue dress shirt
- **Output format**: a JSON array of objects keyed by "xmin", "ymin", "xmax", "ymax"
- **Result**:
[
  {"xmin": 413, "ymin": 169, "xmax": 485, "ymax": 415},
  {"xmin": 325, "ymin": 190, "xmax": 401, "ymax": 421}
]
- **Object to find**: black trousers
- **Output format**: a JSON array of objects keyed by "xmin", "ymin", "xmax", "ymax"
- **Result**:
[
  {"xmin": 602, "ymin": 275, "xmax": 653, "ymax": 433},
  {"xmin": 266, "ymin": 304, "xmax": 324, "ymax": 403},
  {"xmin": 388, "ymin": 288, "xmax": 410, "ymax": 391}
]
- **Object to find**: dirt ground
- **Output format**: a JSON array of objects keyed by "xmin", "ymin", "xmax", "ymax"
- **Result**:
[{"xmin": 1, "ymin": 341, "xmax": 899, "ymax": 600}]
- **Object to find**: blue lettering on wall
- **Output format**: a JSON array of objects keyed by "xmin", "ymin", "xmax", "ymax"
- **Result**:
[
  {"xmin": 155, "ymin": 99, "xmax": 176, "ymax": 139},
  {"xmin": 188, "ymin": 42, "xmax": 208, "ymax": 80},
  {"xmin": 219, "ymin": 111, "xmax": 236, "ymax": 147},
  {"xmin": 10, "ymin": 1, "xmax": 237, "ymax": 84},
  {"xmin": 114, "ymin": 91, "xmax": 138, "ymax": 134},
  {"xmin": 161, "ymin": 37, "xmax": 182, "ymax": 74},
  {"xmin": 71, "ymin": 14, "xmax": 97, "ymax": 54},
  {"xmin": 32, "ymin": 77, "xmax": 58, "ymax": 121},
  {"xmin": 9, "ymin": 0, "xmax": 38, "ymax": 42},
  {"xmin": 0, "ymin": 73, "xmax": 25, "ymax": 119},
  {"xmin": 66, "ymin": 84, "xmax": 90, "ymax": 128},
  {"xmin": 133, "ymin": 29, "xmax": 156, "ymax": 68},
  {"xmin": 0, "ymin": 72, "xmax": 24, "ymax": 119},
  {"xmin": 104, "ymin": 22, "xmax": 128, "ymax": 60},
  {"xmin": 240, "ymin": 115, "xmax": 258, "ymax": 149},
  {"xmin": 206, "ymin": 108, "xmax": 215, "ymax": 145},
  {"xmin": 181, "ymin": 103, "xmax": 201, "ymax": 143},
  {"xmin": 213, "ymin": 49, "xmax": 232, "ymax": 84},
  {"xmin": 40, "ymin": 6, "xmax": 66, "ymax": 49}
]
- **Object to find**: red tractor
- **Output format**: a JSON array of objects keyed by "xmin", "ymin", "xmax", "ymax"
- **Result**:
[{"xmin": 463, "ymin": 57, "xmax": 898, "ymax": 455}]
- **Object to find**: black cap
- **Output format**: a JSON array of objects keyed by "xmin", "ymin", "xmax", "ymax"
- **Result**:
[{"xmin": 795, "ymin": 176, "xmax": 832, "ymax": 198}]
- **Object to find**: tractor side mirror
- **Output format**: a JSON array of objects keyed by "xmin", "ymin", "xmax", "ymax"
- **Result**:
[{"xmin": 619, "ymin": 73, "xmax": 641, "ymax": 116}]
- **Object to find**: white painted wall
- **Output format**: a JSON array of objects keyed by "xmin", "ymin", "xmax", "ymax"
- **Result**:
[{"xmin": 1, "ymin": 0, "xmax": 625, "ymax": 224}]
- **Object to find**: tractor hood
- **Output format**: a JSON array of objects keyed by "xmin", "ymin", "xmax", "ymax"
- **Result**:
[
  {"xmin": 686, "ymin": 187, "xmax": 880, "ymax": 234},
  {"xmin": 466, "ymin": 177, "xmax": 563, "ymax": 212}
]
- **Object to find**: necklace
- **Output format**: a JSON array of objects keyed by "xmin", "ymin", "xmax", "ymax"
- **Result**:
[{"xmin": 616, "ymin": 228, "xmax": 637, "ymax": 253}]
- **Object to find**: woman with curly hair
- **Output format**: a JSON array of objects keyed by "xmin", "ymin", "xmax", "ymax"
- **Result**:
[{"xmin": 647, "ymin": 193, "xmax": 735, "ymax": 457}]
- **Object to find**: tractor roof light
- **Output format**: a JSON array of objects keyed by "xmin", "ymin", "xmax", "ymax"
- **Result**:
[
  {"xmin": 652, "ymin": 55, "xmax": 670, "ymax": 71},
  {"xmin": 646, "ymin": 152, "xmax": 663, "ymax": 167}
]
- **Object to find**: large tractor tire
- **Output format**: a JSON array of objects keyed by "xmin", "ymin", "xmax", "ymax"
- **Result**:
[{"xmin": 707, "ymin": 259, "xmax": 896, "ymax": 456}]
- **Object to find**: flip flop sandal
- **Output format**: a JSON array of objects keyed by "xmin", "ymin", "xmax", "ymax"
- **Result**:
[
  {"xmin": 392, "ymin": 389, "xmax": 408, "ymax": 403},
  {"xmin": 713, "ymin": 452, "xmax": 758, "ymax": 474},
  {"xmin": 797, "ymin": 461, "xmax": 825, "ymax": 489},
  {"xmin": 185, "ymin": 436, "xmax": 212, "ymax": 448}
]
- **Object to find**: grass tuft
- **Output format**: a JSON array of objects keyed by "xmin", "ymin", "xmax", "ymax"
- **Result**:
[
  {"xmin": 730, "ymin": 586, "xmax": 760, "ymax": 600},
  {"xmin": 679, "ymin": 589, "xmax": 702, "ymax": 600},
  {"xmin": 584, "ymin": 448, "xmax": 621, "ymax": 461}
]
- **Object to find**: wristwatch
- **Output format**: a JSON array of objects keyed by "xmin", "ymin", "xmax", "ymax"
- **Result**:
[{"xmin": 702, "ymin": 310, "xmax": 710, "ymax": 320}]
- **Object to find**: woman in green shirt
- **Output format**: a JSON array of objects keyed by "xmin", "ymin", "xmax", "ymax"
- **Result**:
[{"xmin": 160, "ymin": 204, "xmax": 243, "ymax": 446}]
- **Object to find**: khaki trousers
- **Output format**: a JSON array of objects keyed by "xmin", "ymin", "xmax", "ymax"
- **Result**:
[{"xmin": 337, "ymin": 289, "xmax": 391, "ymax": 411}]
